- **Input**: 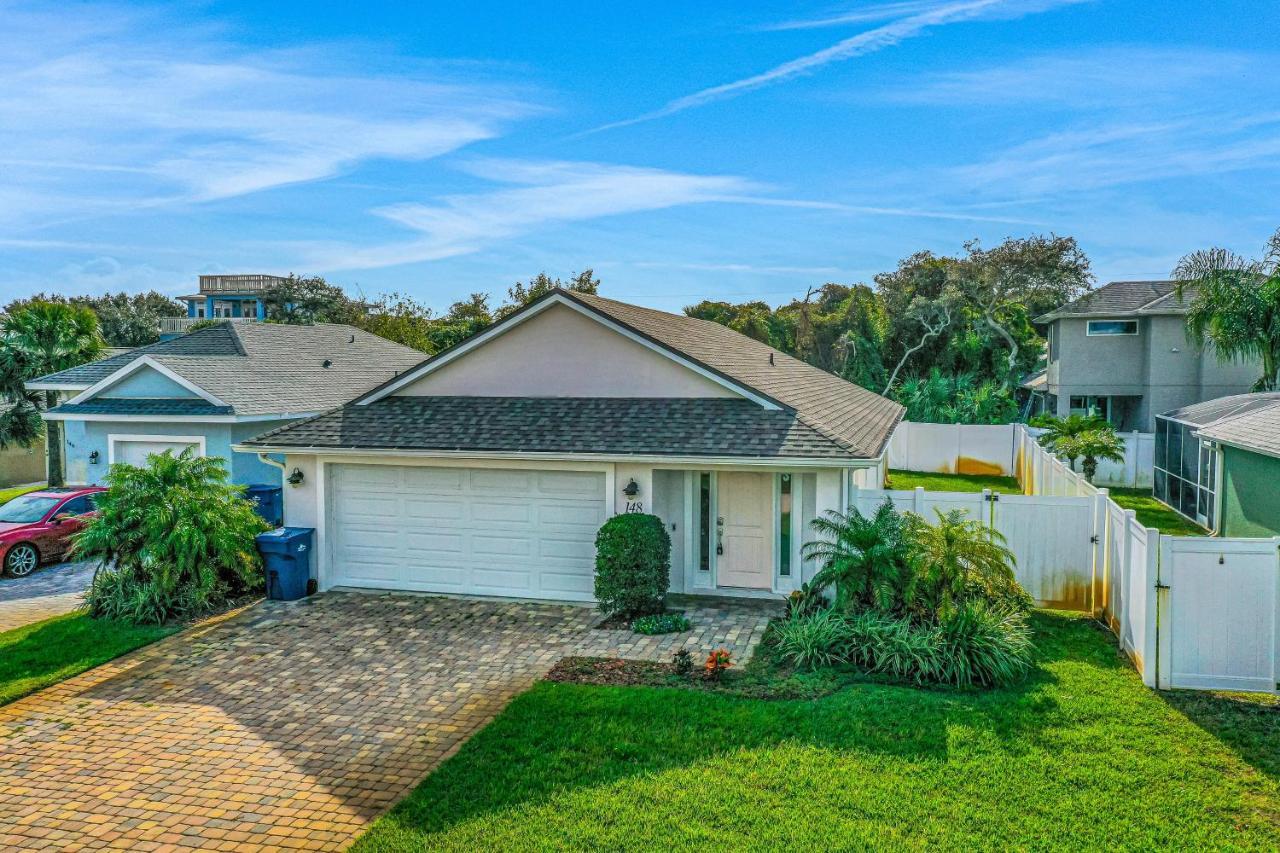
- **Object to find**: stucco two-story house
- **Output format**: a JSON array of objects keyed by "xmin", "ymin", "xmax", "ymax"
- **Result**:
[{"xmin": 1028, "ymin": 280, "xmax": 1259, "ymax": 431}]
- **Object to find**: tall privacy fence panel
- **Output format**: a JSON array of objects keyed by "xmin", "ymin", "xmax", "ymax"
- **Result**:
[
  {"xmin": 875, "ymin": 422, "xmax": 1279, "ymax": 694},
  {"xmin": 887, "ymin": 421, "xmax": 1154, "ymax": 488}
]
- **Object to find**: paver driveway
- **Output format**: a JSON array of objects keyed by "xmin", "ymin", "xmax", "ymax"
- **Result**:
[
  {"xmin": 0, "ymin": 560, "xmax": 95, "ymax": 633},
  {"xmin": 0, "ymin": 591, "xmax": 775, "ymax": 851}
]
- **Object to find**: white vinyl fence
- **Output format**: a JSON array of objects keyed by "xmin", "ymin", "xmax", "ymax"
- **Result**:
[
  {"xmin": 880, "ymin": 422, "xmax": 1280, "ymax": 694},
  {"xmin": 887, "ymin": 421, "xmax": 1154, "ymax": 488}
]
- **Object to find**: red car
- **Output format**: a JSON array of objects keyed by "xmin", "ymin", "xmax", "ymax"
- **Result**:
[{"xmin": 0, "ymin": 487, "xmax": 106, "ymax": 578}]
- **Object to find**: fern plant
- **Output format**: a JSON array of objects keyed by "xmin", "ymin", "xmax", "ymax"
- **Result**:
[
  {"xmin": 76, "ymin": 449, "xmax": 268, "ymax": 624},
  {"xmin": 905, "ymin": 509, "xmax": 1028, "ymax": 617},
  {"xmin": 801, "ymin": 499, "xmax": 915, "ymax": 614}
]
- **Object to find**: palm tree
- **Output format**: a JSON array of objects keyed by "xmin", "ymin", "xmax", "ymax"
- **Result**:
[
  {"xmin": 2, "ymin": 303, "xmax": 105, "ymax": 485},
  {"xmin": 905, "ymin": 509, "xmax": 1025, "ymax": 616},
  {"xmin": 1174, "ymin": 228, "xmax": 1280, "ymax": 391},
  {"xmin": 801, "ymin": 499, "xmax": 914, "ymax": 614},
  {"xmin": 1060, "ymin": 429, "xmax": 1126, "ymax": 483},
  {"xmin": 1032, "ymin": 412, "xmax": 1109, "ymax": 471}
]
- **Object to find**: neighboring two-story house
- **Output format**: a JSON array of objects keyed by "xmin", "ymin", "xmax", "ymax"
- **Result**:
[
  {"xmin": 1028, "ymin": 280, "xmax": 1259, "ymax": 431},
  {"xmin": 160, "ymin": 274, "xmax": 289, "ymax": 339}
]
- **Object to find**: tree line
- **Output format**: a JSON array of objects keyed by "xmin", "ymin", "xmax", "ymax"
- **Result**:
[{"xmin": 5, "ymin": 227, "xmax": 1280, "ymax": 486}]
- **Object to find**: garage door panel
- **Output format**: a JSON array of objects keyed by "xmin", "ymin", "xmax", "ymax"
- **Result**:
[
  {"xmin": 330, "ymin": 463, "xmax": 603, "ymax": 601},
  {"xmin": 340, "ymin": 466, "xmax": 403, "ymax": 488},
  {"xmin": 404, "ymin": 531, "xmax": 464, "ymax": 553},
  {"xmin": 404, "ymin": 498, "xmax": 467, "ymax": 521},
  {"xmin": 537, "ymin": 501, "xmax": 604, "ymax": 528},
  {"xmin": 537, "ymin": 470, "xmax": 604, "ymax": 494},
  {"xmin": 472, "ymin": 568, "xmax": 535, "ymax": 592},
  {"xmin": 403, "ymin": 467, "xmax": 465, "ymax": 490},
  {"xmin": 470, "ymin": 469, "xmax": 525, "ymax": 491},
  {"xmin": 470, "ymin": 500, "xmax": 534, "ymax": 524}
]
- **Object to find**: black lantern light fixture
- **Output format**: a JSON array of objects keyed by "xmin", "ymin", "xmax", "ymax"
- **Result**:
[
  {"xmin": 88, "ymin": 450, "xmax": 100, "ymax": 465},
  {"xmin": 287, "ymin": 467, "xmax": 305, "ymax": 486},
  {"xmin": 622, "ymin": 478, "xmax": 640, "ymax": 499}
]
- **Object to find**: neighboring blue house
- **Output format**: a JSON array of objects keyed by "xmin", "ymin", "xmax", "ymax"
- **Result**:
[
  {"xmin": 28, "ymin": 322, "xmax": 425, "ymax": 487},
  {"xmin": 160, "ymin": 274, "xmax": 288, "ymax": 339}
]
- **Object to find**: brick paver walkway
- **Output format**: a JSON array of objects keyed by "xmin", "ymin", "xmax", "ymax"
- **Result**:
[
  {"xmin": 0, "ymin": 560, "xmax": 95, "ymax": 633},
  {"xmin": 0, "ymin": 590, "xmax": 777, "ymax": 851}
]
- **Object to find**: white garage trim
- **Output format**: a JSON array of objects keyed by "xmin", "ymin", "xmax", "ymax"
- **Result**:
[{"xmin": 107, "ymin": 434, "xmax": 207, "ymax": 466}]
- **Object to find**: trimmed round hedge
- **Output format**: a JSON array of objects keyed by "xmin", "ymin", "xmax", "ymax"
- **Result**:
[{"xmin": 594, "ymin": 513, "xmax": 671, "ymax": 618}]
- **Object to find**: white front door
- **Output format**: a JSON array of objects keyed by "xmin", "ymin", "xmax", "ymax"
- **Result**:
[
  {"xmin": 716, "ymin": 471, "xmax": 773, "ymax": 589},
  {"xmin": 328, "ymin": 464, "xmax": 606, "ymax": 601}
]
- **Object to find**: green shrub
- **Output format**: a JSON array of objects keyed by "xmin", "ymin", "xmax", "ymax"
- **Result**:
[
  {"xmin": 631, "ymin": 612, "xmax": 691, "ymax": 635},
  {"xmin": 931, "ymin": 602, "xmax": 1034, "ymax": 689},
  {"xmin": 772, "ymin": 605, "xmax": 1033, "ymax": 689},
  {"xmin": 771, "ymin": 610, "xmax": 850, "ymax": 670},
  {"xmin": 593, "ymin": 513, "xmax": 670, "ymax": 619},
  {"xmin": 77, "ymin": 450, "xmax": 268, "ymax": 624}
]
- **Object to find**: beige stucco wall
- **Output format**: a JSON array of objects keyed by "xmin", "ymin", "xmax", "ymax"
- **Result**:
[{"xmin": 394, "ymin": 303, "xmax": 740, "ymax": 399}]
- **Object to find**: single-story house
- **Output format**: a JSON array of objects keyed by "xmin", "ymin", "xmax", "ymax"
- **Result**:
[
  {"xmin": 28, "ymin": 322, "xmax": 424, "ymax": 487},
  {"xmin": 1154, "ymin": 392, "xmax": 1280, "ymax": 536},
  {"xmin": 238, "ymin": 289, "xmax": 904, "ymax": 602}
]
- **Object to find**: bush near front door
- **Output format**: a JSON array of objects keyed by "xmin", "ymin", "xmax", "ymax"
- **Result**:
[{"xmin": 593, "ymin": 513, "xmax": 670, "ymax": 619}]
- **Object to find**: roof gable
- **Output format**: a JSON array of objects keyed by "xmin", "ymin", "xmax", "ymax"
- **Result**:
[
  {"xmin": 361, "ymin": 292, "xmax": 781, "ymax": 409},
  {"xmin": 67, "ymin": 357, "xmax": 226, "ymax": 408}
]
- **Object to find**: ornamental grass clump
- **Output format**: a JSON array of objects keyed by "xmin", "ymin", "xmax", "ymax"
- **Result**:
[
  {"xmin": 77, "ymin": 450, "xmax": 269, "ymax": 624},
  {"xmin": 774, "ymin": 499, "xmax": 1034, "ymax": 689}
]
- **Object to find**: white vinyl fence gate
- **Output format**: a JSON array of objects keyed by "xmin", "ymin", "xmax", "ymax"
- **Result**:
[{"xmin": 877, "ymin": 421, "xmax": 1280, "ymax": 694}]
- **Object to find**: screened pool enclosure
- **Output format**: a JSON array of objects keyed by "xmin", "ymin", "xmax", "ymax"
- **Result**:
[{"xmin": 1153, "ymin": 414, "xmax": 1216, "ymax": 530}]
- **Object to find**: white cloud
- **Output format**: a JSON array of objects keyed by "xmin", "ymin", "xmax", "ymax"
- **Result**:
[
  {"xmin": 307, "ymin": 159, "xmax": 761, "ymax": 270},
  {"xmin": 944, "ymin": 113, "xmax": 1280, "ymax": 196},
  {"xmin": 0, "ymin": 4, "xmax": 538, "ymax": 226},
  {"xmin": 762, "ymin": 1, "xmax": 985, "ymax": 30},
  {"xmin": 588, "ymin": 0, "xmax": 1090, "ymax": 133},
  {"xmin": 882, "ymin": 46, "xmax": 1266, "ymax": 108}
]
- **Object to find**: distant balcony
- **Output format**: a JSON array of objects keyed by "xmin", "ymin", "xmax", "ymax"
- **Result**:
[
  {"xmin": 197, "ymin": 274, "xmax": 288, "ymax": 295},
  {"xmin": 159, "ymin": 316, "xmax": 260, "ymax": 336}
]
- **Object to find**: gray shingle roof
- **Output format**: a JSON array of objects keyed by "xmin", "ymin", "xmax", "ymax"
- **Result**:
[
  {"xmin": 242, "ymin": 397, "xmax": 859, "ymax": 459},
  {"xmin": 28, "ymin": 324, "xmax": 244, "ymax": 387},
  {"xmin": 1158, "ymin": 392, "xmax": 1280, "ymax": 456},
  {"xmin": 33, "ymin": 323, "xmax": 425, "ymax": 417},
  {"xmin": 1035, "ymin": 280, "xmax": 1194, "ymax": 323},
  {"xmin": 566, "ymin": 291, "xmax": 903, "ymax": 457},
  {"xmin": 51, "ymin": 399, "xmax": 234, "ymax": 416}
]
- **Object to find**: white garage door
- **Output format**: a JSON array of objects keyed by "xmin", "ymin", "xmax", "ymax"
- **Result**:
[
  {"xmin": 329, "ymin": 464, "xmax": 606, "ymax": 601},
  {"xmin": 110, "ymin": 436, "xmax": 204, "ymax": 467}
]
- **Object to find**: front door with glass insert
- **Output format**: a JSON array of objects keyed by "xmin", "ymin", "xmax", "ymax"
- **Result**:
[{"xmin": 715, "ymin": 471, "xmax": 773, "ymax": 589}]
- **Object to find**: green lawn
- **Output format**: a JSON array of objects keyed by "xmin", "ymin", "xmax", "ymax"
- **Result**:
[
  {"xmin": 1108, "ymin": 487, "xmax": 1209, "ymax": 536},
  {"xmin": 884, "ymin": 472, "xmax": 1207, "ymax": 537},
  {"xmin": 0, "ymin": 483, "xmax": 43, "ymax": 505},
  {"xmin": 0, "ymin": 612, "xmax": 178, "ymax": 706},
  {"xmin": 355, "ymin": 612, "xmax": 1280, "ymax": 851},
  {"xmin": 886, "ymin": 468, "xmax": 1022, "ymax": 494}
]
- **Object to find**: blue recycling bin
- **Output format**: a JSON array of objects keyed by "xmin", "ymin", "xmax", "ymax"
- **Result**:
[
  {"xmin": 255, "ymin": 527, "xmax": 314, "ymax": 601},
  {"xmin": 245, "ymin": 484, "xmax": 284, "ymax": 528}
]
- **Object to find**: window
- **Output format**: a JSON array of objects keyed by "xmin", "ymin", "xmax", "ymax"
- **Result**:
[
  {"xmin": 1086, "ymin": 320, "xmax": 1138, "ymax": 336},
  {"xmin": 778, "ymin": 474, "xmax": 793, "ymax": 577},
  {"xmin": 1153, "ymin": 415, "xmax": 1215, "ymax": 529},
  {"xmin": 1069, "ymin": 395, "xmax": 1112, "ymax": 423},
  {"xmin": 698, "ymin": 473, "xmax": 711, "ymax": 572},
  {"xmin": 57, "ymin": 496, "xmax": 94, "ymax": 516}
]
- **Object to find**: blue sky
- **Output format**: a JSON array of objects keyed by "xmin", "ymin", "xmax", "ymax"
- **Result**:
[{"xmin": 2, "ymin": 0, "xmax": 1278, "ymax": 313}]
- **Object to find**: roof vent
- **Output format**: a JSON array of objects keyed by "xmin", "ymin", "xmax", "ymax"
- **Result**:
[
  {"xmin": 769, "ymin": 352, "xmax": 775, "ymax": 366},
  {"xmin": 322, "ymin": 359, "xmax": 333, "ymax": 368},
  {"xmin": 349, "ymin": 335, "xmax": 355, "ymax": 343}
]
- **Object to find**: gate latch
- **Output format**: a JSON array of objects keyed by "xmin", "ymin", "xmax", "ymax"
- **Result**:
[
  {"xmin": 1090, "ymin": 535, "xmax": 1099, "ymax": 544},
  {"xmin": 984, "ymin": 492, "xmax": 1000, "ymax": 502}
]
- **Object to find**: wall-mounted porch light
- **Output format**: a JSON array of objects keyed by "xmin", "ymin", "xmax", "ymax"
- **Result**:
[
  {"xmin": 622, "ymin": 478, "xmax": 640, "ymax": 499},
  {"xmin": 287, "ymin": 467, "xmax": 305, "ymax": 486},
  {"xmin": 88, "ymin": 450, "xmax": 100, "ymax": 465}
]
